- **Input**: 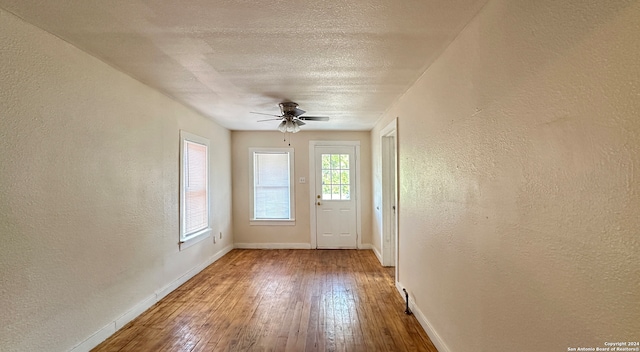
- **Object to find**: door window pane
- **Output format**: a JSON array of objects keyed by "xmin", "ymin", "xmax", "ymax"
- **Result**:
[{"xmin": 321, "ymin": 153, "xmax": 350, "ymax": 200}]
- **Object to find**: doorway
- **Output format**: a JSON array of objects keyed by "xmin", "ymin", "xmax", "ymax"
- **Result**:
[
  {"xmin": 381, "ymin": 120, "xmax": 398, "ymax": 279},
  {"xmin": 309, "ymin": 141, "xmax": 361, "ymax": 249}
]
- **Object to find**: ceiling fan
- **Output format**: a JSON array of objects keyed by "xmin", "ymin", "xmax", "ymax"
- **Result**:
[{"xmin": 251, "ymin": 102, "xmax": 329, "ymax": 133}]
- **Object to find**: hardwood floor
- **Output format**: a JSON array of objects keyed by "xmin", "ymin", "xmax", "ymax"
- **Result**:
[{"xmin": 93, "ymin": 249, "xmax": 438, "ymax": 352}]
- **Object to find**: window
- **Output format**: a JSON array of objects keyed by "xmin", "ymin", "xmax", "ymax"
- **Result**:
[
  {"xmin": 321, "ymin": 153, "xmax": 351, "ymax": 200},
  {"xmin": 250, "ymin": 148, "xmax": 295, "ymax": 225},
  {"xmin": 179, "ymin": 131, "xmax": 211, "ymax": 248}
]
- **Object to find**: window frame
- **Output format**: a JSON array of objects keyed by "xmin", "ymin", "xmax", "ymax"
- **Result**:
[
  {"xmin": 249, "ymin": 147, "xmax": 295, "ymax": 226},
  {"xmin": 179, "ymin": 130, "xmax": 212, "ymax": 250}
]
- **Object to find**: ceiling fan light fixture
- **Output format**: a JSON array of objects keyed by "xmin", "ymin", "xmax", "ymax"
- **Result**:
[
  {"xmin": 278, "ymin": 120, "xmax": 287, "ymax": 133},
  {"xmin": 290, "ymin": 120, "xmax": 301, "ymax": 133},
  {"xmin": 278, "ymin": 119, "xmax": 300, "ymax": 133}
]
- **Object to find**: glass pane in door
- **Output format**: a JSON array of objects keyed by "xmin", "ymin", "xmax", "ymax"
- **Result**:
[{"xmin": 321, "ymin": 154, "xmax": 350, "ymax": 200}]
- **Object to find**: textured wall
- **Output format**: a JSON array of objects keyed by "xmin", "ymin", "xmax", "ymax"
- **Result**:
[
  {"xmin": 373, "ymin": 0, "xmax": 640, "ymax": 350},
  {"xmin": 0, "ymin": 9, "xmax": 232, "ymax": 351},
  {"xmin": 231, "ymin": 131, "xmax": 371, "ymax": 247}
]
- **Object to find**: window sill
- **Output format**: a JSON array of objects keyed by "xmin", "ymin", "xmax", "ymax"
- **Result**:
[
  {"xmin": 179, "ymin": 228, "xmax": 212, "ymax": 251},
  {"xmin": 250, "ymin": 219, "xmax": 296, "ymax": 226}
]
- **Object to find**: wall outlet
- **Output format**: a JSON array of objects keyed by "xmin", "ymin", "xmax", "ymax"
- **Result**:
[{"xmin": 299, "ymin": 177, "xmax": 306, "ymax": 184}]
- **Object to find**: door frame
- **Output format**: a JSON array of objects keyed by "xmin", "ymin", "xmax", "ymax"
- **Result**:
[
  {"xmin": 380, "ymin": 119, "xmax": 399, "ymax": 277},
  {"xmin": 309, "ymin": 140, "xmax": 362, "ymax": 249}
]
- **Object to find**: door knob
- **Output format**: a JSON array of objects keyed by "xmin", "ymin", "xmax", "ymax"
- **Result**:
[
  {"xmin": 317, "ymin": 195, "xmax": 321, "ymax": 199},
  {"xmin": 317, "ymin": 202, "xmax": 321, "ymax": 205}
]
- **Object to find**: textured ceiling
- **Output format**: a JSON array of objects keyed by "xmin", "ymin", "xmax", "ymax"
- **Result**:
[{"xmin": 0, "ymin": 0, "xmax": 487, "ymax": 131}]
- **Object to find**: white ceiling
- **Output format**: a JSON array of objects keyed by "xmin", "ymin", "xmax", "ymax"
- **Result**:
[{"xmin": 0, "ymin": 0, "xmax": 487, "ymax": 131}]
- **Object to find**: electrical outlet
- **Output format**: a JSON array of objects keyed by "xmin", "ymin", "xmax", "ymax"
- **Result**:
[{"xmin": 299, "ymin": 177, "xmax": 306, "ymax": 184}]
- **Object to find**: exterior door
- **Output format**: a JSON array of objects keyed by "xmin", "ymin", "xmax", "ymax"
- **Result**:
[{"xmin": 314, "ymin": 146, "xmax": 357, "ymax": 248}]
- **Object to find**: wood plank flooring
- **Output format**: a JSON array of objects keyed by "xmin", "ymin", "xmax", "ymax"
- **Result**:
[{"xmin": 92, "ymin": 249, "xmax": 438, "ymax": 352}]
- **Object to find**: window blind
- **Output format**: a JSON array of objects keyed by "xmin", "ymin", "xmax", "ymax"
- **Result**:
[
  {"xmin": 254, "ymin": 152, "xmax": 290, "ymax": 219},
  {"xmin": 184, "ymin": 140, "xmax": 208, "ymax": 235}
]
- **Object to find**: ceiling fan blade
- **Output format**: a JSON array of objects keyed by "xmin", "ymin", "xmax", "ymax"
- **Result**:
[
  {"xmin": 293, "ymin": 107, "xmax": 306, "ymax": 117},
  {"xmin": 298, "ymin": 116, "xmax": 329, "ymax": 121},
  {"xmin": 250, "ymin": 112, "xmax": 281, "ymax": 117},
  {"xmin": 257, "ymin": 118, "xmax": 283, "ymax": 122}
]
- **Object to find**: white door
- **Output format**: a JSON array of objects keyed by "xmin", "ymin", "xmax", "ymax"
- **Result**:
[
  {"xmin": 382, "ymin": 132, "xmax": 397, "ymax": 267},
  {"xmin": 314, "ymin": 146, "xmax": 357, "ymax": 248}
]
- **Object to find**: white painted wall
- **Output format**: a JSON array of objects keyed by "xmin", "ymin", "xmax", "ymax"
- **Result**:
[
  {"xmin": 232, "ymin": 131, "xmax": 372, "ymax": 248},
  {"xmin": 372, "ymin": 1, "xmax": 640, "ymax": 351},
  {"xmin": 0, "ymin": 9, "xmax": 233, "ymax": 351}
]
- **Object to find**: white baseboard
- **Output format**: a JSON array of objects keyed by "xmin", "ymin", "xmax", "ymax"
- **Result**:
[
  {"xmin": 371, "ymin": 245, "xmax": 383, "ymax": 264},
  {"xmin": 233, "ymin": 243, "xmax": 376, "ymax": 250},
  {"xmin": 115, "ymin": 294, "xmax": 157, "ymax": 330},
  {"xmin": 71, "ymin": 322, "xmax": 116, "ymax": 352},
  {"xmin": 234, "ymin": 242, "xmax": 312, "ymax": 249},
  {"xmin": 154, "ymin": 244, "xmax": 233, "ymax": 301},
  {"xmin": 395, "ymin": 282, "xmax": 450, "ymax": 352},
  {"xmin": 70, "ymin": 244, "xmax": 234, "ymax": 352}
]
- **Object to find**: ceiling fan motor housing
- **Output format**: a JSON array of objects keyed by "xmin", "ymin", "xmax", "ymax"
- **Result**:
[{"xmin": 279, "ymin": 102, "xmax": 302, "ymax": 117}]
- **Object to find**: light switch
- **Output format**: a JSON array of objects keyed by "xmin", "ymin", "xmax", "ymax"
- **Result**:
[{"xmin": 299, "ymin": 177, "xmax": 306, "ymax": 183}]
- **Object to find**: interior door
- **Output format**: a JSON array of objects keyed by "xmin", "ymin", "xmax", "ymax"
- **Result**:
[
  {"xmin": 382, "ymin": 132, "xmax": 397, "ymax": 267},
  {"xmin": 315, "ymin": 146, "xmax": 357, "ymax": 248}
]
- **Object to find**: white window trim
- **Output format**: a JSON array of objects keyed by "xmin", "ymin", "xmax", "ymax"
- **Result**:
[
  {"xmin": 249, "ymin": 147, "xmax": 295, "ymax": 226},
  {"xmin": 179, "ymin": 130, "xmax": 212, "ymax": 250}
]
